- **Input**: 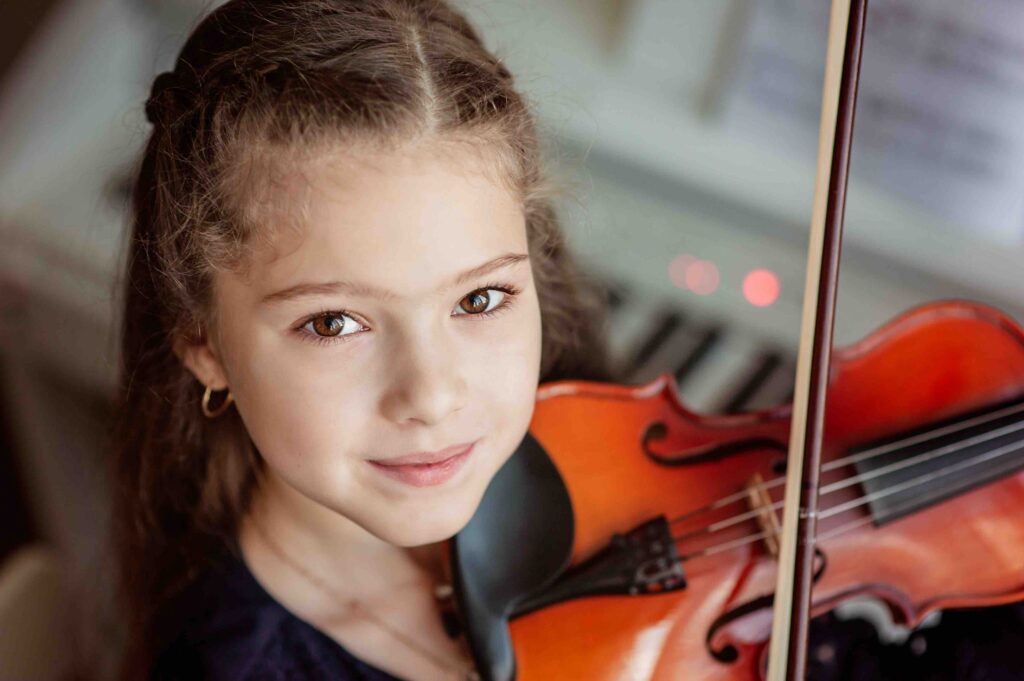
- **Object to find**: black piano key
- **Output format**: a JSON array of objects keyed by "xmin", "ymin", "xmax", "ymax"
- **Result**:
[
  {"xmin": 625, "ymin": 309, "xmax": 684, "ymax": 376},
  {"xmin": 673, "ymin": 326, "xmax": 722, "ymax": 385},
  {"xmin": 718, "ymin": 351, "xmax": 783, "ymax": 413}
]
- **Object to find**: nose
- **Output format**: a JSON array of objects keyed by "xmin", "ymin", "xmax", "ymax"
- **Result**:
[{"xmin": 379, "ymin": 329, "xmax": 468, "ymax": 426}]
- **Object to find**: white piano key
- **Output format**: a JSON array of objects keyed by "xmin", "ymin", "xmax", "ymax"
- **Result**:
[
  {"xmin": 603, "ymin": 288, "xmax": 670, "ymax": 375},
  {"xmin": 629, "ymin": 321, "xmax": 707, "ymax": 385},
  {"xmin": 740, "ymin": 358, "xmax": 795, "ymax": 411},
  {"xmin": 675, "ymin": 332, "xmax": 764, "ymax": 414}
]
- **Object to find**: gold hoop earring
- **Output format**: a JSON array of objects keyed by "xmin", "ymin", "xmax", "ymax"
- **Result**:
[{"xmin": 202, "ymin": 384, "xmax": 234, "ymax": 418}]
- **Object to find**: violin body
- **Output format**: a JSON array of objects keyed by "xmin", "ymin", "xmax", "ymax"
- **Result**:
[{"xmin": 452, "ymin": 300, "xmax": 1024, "ymax": 680}]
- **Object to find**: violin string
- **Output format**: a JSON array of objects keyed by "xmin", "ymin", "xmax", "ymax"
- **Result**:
[
  {"xmin": 678, "ymin": 527, "xmax": 774, "ymax": 561},
  {"xmin": 818, "ymin": 437, "xmax": 1024, "ymax": 519},
  {"xmin": 819, "ymin": 418, "xmax": 1024, "ymax": 495},
  {"xmin": 672, "ymin": 417, "xmax": 1024, "ymax": 546},
  {"xmin": 666, "ymin": 401, "xmax": 1024, "ymax": 529},
  {"xmin": 680, "ymin": 446, "xmax": 1024, "ymax": 561},
  {"xmin": 812, "ymin": 450, "xmax": 1024, "ymax": 540},
  {"xmin": 698, "ymin": 445, "xmax": 1024, "ymax": 561},
  {"xmin": 675, "ymin": 437, "xmax": 1024, "ymax": 562}
]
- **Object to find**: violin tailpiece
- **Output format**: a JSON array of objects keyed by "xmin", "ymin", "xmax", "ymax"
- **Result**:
[{"xmin": 511, "ymin": 515, "xmax": 687, "ymax": 619}]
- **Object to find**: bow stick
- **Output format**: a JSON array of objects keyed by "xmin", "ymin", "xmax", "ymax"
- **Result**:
[{"xmin": 765, "ymin": 0, "xmax": 869, "ymax": 678}]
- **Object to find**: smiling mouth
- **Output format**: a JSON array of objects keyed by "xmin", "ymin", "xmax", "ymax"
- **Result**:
[
  {"xmin": 370, "ymin": 441, "xmax": 476, "ymax": 466},
  {"xmin": 366, "ymin": 442, "xmax": 476, "ymax": 487}
]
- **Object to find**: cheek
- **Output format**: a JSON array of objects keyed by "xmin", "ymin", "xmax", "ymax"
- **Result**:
[
  {"xmin": 467, "ymin": 293, "xmax": 543, "ymax": 435},
  {"xmin": 226, "ymin": 335, "xmax": 373, "ymax": 474}
]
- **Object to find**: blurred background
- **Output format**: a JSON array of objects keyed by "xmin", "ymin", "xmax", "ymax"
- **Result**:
[{"xmin": 0, "ymin": 0, "xmax": 1021, "ymax": 678}]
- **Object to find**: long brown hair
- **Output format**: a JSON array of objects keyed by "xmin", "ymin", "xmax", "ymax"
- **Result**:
[{"xmin": 110, "ymin": 0, "xmax": 610, "ymax": 677}]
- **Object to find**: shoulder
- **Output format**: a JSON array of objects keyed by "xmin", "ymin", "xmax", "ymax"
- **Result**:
[{"xmin": 148, "ymin": 549, "xmax": 372, "ymax": 681}]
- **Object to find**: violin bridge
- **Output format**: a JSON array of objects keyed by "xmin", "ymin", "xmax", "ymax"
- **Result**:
[{"xmin": 746, "ymin": 472, "xmax": 782, "ymax": 558}]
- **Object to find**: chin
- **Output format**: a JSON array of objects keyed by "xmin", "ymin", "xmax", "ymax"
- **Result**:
[
  {"xmin": 375, "ymin": 494, "xmax": 480, "ymax": 547},
  {"xmin": 378, "ymin": 450, "xmax": 508, "ymax": 547}
]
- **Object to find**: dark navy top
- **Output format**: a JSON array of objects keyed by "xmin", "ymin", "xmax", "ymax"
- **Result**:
[
  {"xmin": 149, "ymin": 544, "xmax": 405, "ymax": 681},
  {"xmin": 147, "ymin": 541, "xmax": 1024, "ymax": 680}
]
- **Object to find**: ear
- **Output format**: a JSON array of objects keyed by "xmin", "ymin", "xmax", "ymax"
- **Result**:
[{"xmin": 173, "ymin": 331, "xmax": 231, "ymax": 391}]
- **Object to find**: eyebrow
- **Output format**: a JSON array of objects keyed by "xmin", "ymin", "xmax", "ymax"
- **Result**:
[{"xmin": 260, "ymin": 252, "xmax": 530, "ymax": 306}]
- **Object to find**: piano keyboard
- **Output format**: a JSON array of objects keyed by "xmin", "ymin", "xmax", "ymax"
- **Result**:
[{"xmin": 597, "ymin": 275, "xmax": 795, "ymax": 415}]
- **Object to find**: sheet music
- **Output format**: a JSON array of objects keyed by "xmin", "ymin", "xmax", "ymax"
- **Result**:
[{"xmin": 723, "ymin": 0, "xmax": 1024, "ymax": 243}]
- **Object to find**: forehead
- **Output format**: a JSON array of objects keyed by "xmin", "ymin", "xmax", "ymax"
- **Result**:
[{"xmin": 234, "ymin": 141, "xmax": 528, "ymax": 302}]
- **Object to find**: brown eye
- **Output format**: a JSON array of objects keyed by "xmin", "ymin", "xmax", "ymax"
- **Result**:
[
  {"xmin": 305, "ymin": 313, "xmax": 361, "ymax": 338},
  {"xmin": 455, "ymin": 289, "xmax": 506, "ymax": 316}
]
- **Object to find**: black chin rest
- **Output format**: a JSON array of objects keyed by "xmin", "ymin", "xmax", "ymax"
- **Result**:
[{"xmin": 449, "ymin": 432, "xmax": 575, "ymax": 681}]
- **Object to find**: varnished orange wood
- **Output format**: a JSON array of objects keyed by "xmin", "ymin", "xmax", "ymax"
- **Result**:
[{"xmin": 506, "ymin": 301, "xmax": 1024, "ymax": 680}]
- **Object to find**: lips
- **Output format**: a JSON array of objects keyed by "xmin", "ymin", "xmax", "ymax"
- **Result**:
[
  {"xmin": 367, "ymin": 441, "xmax": 476, "ymax": 487},
  {"xmin": 370, "ymin": 441, "xmax": 476, "ymax": 466}
]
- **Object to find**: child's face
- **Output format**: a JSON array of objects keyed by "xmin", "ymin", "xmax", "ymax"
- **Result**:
[{"xmin": 188, "ymin": 143, "xmax": 542, "ymax": 546}]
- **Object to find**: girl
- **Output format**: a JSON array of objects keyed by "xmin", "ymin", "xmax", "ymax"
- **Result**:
[{"xmin": 111, "ymin": 1, "xmax": 611, "ymax": 679}]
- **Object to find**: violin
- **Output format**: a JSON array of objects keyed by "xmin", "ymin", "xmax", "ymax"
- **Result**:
[
  {"xmin": 447, "ymin": 299, "xmax": 1024, "ymax": 680},
  {"xmin": 446, "ymin": 0, "xmax": 1024, "ymax": 678}
]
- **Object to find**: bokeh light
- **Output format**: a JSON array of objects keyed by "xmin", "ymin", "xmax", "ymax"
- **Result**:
[
  {"xmin": 668, "ymin": 254, "xmax": 698, "ymax": 289},
  {"xmin": 685, "ymin": 259, "xmax": 720, "ymax": 296},
  {"xmin": 743, "ymin": 269, "xmax": 780, "ymax": 307}
]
